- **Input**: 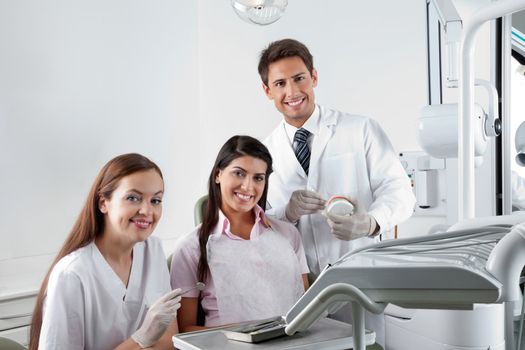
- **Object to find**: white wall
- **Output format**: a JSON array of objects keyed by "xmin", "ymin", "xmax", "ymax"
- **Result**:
[
  {"xmin": 0, "ymin": 0, "xmax": 436, "ymax": 296},
  {"xmin": 196, "ymin": 0, "xmax": 428, "ymax": 185},
  {"xmin": 0, "ymin": 0, "xmax": 200, "ymax": 294},
  {"xmin": 197, "ymin": 0, "xmax": 429, "ymax": 239}
]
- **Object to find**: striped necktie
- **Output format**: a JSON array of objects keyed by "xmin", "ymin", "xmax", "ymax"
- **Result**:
[{"xmin": 294, "ymin": 128, "xmax": 311, "ymax": 175}]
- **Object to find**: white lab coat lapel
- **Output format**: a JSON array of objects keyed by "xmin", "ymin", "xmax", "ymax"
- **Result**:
[
  {"xmin": 308, "ymin": 107, "xmax": 337, "ymax": 187},
  {"xmin": 274, "ymin": 122, "xmax": 307, "ymax": 179}
]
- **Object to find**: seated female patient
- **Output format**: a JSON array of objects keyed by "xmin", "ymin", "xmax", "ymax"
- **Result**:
[
  {"xmin": 30, "ymin": 153, "xmax": 181, "ymax": 350},
  {"xmin": 170, "ymin": 135, "xmax": 309, "ymax": 332}
]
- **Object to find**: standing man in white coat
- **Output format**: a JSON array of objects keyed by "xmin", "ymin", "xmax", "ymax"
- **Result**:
[{"xmin": 259, "ymin": 38, "xmax": 415, "ymax": 347}]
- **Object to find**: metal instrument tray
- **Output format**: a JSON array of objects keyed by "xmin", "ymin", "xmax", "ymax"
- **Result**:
[{"xmin": 173, "ymin": 317, "xmax": 375, "ymax": 350}]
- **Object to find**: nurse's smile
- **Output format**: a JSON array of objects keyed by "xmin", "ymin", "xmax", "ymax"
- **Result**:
[
  {"xmin": 131, "ymin": 218, "xmax": 152, "ymax": 229},
  {"xmin": 99, "ymin": 169, "xmax": 164, "ymax": 243}
]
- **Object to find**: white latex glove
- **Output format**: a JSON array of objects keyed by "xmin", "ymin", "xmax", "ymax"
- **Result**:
[
  {"xmin": 285, "ymin": 190, "xmax": 326, "ymax": 222},
  {"xmin": 131, "ymin": 288, "xmax": 182, "ymax": 348},
  {"xmin": 326, "ymin": 212, "xmax": 378, "ymax": 241}
]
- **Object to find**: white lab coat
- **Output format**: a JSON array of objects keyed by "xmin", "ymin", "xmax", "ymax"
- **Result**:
[
  {"xmin": 39, "ymin": 236, "xmax": 171, "ymax": 350},
  {"xmin": 264, "ymin": 105, "xmax": 415, "ymax": 275},
  {"xmin": 264, "ymin": 105, "xmax": 415, "ymax": 347}
]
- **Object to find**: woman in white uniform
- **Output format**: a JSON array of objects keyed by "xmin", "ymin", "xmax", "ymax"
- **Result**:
[
  {"xmin": 29, "ymin": 153, "xmax": 181, "ymax": 350},
  {"xmin": 170, "ymin": 135, "xmax": 310, "ymax": 332}
]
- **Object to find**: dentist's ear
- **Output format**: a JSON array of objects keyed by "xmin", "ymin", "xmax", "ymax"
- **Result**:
[
  {"xmin": 311, "ymin": 68, "xmax": 318, "ymax": 87},
  {"xmin": 262, "ymin": 83, "xmax": 273, "ymax": 100}
]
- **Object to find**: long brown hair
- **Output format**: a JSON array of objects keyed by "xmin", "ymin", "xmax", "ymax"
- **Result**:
[
  {"xmin": 197, "ymin": 135, "xmax": 273, "ymax": 282},
  {"xmin": 29, "ymin": 153, "xmax": 162, "ymax": 350}
]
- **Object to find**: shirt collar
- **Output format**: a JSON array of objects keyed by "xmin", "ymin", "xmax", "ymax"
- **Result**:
[
  {"xmin": 210, "ymin": 205, "xmax": 271, "ymax": 240},
  {"xmin": 283, "ymin": 104, "xmax": 320, "ymax": 145},
  {"xmin": 253, "ymin": 205, "xmax": 272, "ymax": 229}
]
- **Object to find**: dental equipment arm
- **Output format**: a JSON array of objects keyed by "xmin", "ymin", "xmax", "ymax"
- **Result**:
[
  {"xmin": 284, "ymin": 283, "xmax": 385, "ymax": 350},
  {"xmin": 429, "ymin": 0, "xmax": 462, "ymax": 85},
  {"xmin": 486, "ymin": 223, "xmax": 525, "ymax": 301},
  {"xmin": 459, "ymin": 0, "xmax": 525, "ymax": 220},
  {"xmin": 280, "ymin": 218, "xmax": 525, "ymax": 350},
  {"xmin": 475, "ymin": 79, "xmax": 501, "ymax": 137}
]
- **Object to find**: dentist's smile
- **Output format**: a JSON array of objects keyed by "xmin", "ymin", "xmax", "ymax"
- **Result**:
[{"xmin": 285, "ymin": 97, "xmax": 305, "ymax": 108}]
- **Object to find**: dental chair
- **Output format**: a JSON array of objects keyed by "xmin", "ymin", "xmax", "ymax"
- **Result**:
[
  {"xmin": 0, "ymin": 337, "xmax": 26, "ymax": 350},
  {"xmin": 172, "ymin": 196, "xmax": 383, "ymax": 350},
  {"xmin": 167, "ymin": 195, "xmax": 208, "ymax": 271},
  {"xmin": 285, "ymin": 218, "xmax": 525, "ymax": 350},
  {"xmin": 193, "ymin": 195, "xmax": 208, "ymax": 226},
  {"xmin": 166, "ymin": 195, "xmax": 209, "ymax": 327}
]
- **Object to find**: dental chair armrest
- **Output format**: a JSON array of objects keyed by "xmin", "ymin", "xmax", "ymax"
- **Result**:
[{"xmin": 284, "ymin": 282, "xmax": 386, "ymax": 335}]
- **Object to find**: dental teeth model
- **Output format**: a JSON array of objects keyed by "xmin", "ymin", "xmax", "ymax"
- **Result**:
[{"xmin": 325, "ymin": 196, "xmax": 354, "ymax": 216}]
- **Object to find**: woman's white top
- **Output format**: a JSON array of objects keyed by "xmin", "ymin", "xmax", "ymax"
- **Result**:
[{"xmin": 39, "ymin": 236, "xmax": 170, "ymax": 350}]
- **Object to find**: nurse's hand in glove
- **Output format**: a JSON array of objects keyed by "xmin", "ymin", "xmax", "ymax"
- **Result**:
[
  {"xmin": 285, "ymin": 190, "xmax": 326, "ymax": 222},
  {"xmin": 326, "ymin": 212, "xmax": 378, "ymax": 241},
  {"xmin": 131, "ymin": 288, "xmax": 182, "ymax": 348}
]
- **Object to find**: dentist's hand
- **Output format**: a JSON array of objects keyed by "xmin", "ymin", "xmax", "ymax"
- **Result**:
[
  {"xmin": 131, "ymin": 289, "xmax": 182, "ymax": 348},
  {"xmin": 285, "ymin": 190, "xmax": 326, "ymax": 222},
  {"xmin": 326, "ymin": 212, "xmax": 378, "ymax": 241}
]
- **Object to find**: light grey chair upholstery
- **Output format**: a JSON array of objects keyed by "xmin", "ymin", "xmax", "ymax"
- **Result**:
[
  {"xmin": 167, "ymin": 195, "xmax": 208, "ymax": 272},
  {"xmin": 167, "ymin": 253, "xmax": 173, "ymax": 271},
  {"xmin": 0, "ymin": 337, "xmax": 27, "ymax": 350},
  {"xmin": 193, "ymin": 195, "xmax": 208, "ymax": 226}
]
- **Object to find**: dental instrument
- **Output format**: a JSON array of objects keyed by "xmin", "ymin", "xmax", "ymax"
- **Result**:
[
  {"xmin": 325, "ymin": 196, "xmax": 355, "ymax": 217},
  {"xmin": 178, "ymin": 282, "xmax": 206, "ymax": 297}
]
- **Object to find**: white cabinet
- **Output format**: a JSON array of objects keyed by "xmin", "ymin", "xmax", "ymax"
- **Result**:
[
  {"xmin": 0, "ymin": 254, "xmax": 52, "ymax": 347},
  {"xmin": 0, "ymin": 326, "xmax": 30, "ymax": 347},
  {"xmin": 0, "ymin": 291, "xmax": 37, "ymax": 346}
]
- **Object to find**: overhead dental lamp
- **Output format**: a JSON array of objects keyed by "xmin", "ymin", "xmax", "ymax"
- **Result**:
[{"xmin": 231, "ymin": 0, "xmax": 288, "ymax": 25}]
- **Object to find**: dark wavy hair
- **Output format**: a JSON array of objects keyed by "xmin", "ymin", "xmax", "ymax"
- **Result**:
[{"xmin": 197, "ymin": 135, "xmax": 273, "ymax": 282}]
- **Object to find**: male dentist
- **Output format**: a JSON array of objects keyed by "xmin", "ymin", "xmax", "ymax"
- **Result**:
[{"xmin": 259, "ymin": 38, "xmax": 416, "ymax": 347}]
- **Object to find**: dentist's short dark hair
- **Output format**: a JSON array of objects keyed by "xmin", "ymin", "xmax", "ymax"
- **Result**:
[{"xmin": 258, "ymin": 38, "xmax": 314, "ymax": 86}]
